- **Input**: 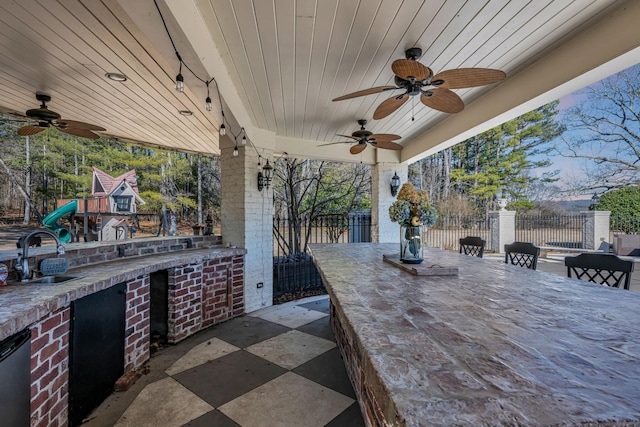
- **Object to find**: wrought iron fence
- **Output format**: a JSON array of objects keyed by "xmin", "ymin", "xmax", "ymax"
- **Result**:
[
  {"xmin": 273, "ymin": 212, "xmax": 372, "ymax": 297},
  {"xmin": 428, "ymin": 215, "xmax": 490, "ymax": 251},
  {"xmin": 610, "ymin": 215, "xmax": 640, "ymax": 235},
  {"xmin": 515, "ymin": 214, "xmax": 584, "ymax": 248}
]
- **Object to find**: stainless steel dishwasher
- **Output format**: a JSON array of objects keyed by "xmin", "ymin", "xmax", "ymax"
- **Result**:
[{"xmin": 0, "ymin": 328, "xmax": 31, "ymax": 427}]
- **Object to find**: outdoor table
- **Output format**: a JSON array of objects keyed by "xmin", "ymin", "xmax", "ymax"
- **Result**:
[{"xmin": 310, "ymin": 243, "xmax": 640, "ymax": 427}]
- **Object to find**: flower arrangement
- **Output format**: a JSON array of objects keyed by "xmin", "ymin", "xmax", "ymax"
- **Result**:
[{"xmin": 388, "ymin": 183, "xmax": 437, "ymax": 227}]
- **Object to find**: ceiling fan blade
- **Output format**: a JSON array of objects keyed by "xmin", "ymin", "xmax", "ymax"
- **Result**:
[
  {"xmin": 318, "ymin": 141, "xmax": 354, "ymax": 146},
  {"xmin": 332, "ymin": 86, "xmax": 398, "ymax": 101},
  {"xmin": 56, "ymin": 119, "xmax": 106, "ymax": 131},
  {"xmin": 369, "ymin": 133, "xmax": 401, "ymax": 142},
  {"xmin": 421, "ymin": 89, "xmax": 464, "ymax": 113},
  {"xmin": 18, "ymin": 125, "xmax": 45, "ymax": 136},
  {"xmin": 432, "ymin": 68, "xmax": 506, "ymax": 89},
  {"xmin": 373, "ymin": 95, "xmax": 409, "ymax": 120},
  {"xmin": 350, "ymin": 144, "xmax": 367, "ymax": 155},
  {"xmin": 371, "ymin": 140, "xmax": 402, "ymax": 150},
  {"xmin": 58, "ymin": 127, "xmax": 101, "ymax": 140},
  {"xmin": 391, "ymin": 59, "xmax": 432, "ymax": 81},
  {"xmin": 335, "ymin": 134, "xmax": 359, "ymax": 140}
]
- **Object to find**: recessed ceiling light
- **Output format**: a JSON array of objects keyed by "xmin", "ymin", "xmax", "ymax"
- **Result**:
[
  {"xmin": 179, "ymin": 110, "xmax": 193, "ymax": 116},
  {"xmin": 105, "ymin": 72, "xmax": 128, "ymax": 82}
]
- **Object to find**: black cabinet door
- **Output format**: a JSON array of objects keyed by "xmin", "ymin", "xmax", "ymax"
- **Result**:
[{"xmin": 69, "ymin": 282, "xmax": 126, "ymax": 426}]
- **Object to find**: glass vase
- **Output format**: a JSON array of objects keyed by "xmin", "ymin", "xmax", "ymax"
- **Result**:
[{"xmin": 400, "ymin": 225, "xmax": 423, "ymax": 264}]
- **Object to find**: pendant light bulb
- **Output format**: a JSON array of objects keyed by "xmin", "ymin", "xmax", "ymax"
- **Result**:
[
  {"xmin": 220, "ymin": 123, "xmax": 226, "ymax": 136},
  {"xmin": 175, "ymin": 73, "xmax": 184, "ymax": 93},
  {"xmin": 205, "ymin": 96, "xmax": 212, "ymax": 111},
  {"xmin": 242, "ymin": 135, "xmax": 247, "ymax": 146},
  {"xmin": 233, "ymin": 145, "xmax": 238, "ymax": 157}
]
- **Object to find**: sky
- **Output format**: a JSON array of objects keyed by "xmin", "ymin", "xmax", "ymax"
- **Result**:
[{"xmin": 528, "ymin": 63, "xmax": 639, "ymax": 199}]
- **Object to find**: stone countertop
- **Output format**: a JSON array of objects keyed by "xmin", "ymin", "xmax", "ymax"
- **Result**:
[
  {"xmin": 310, "ymin": 243, "xmax": 640, "ymax": 426},
  {"xmin": 0, "ymin": 246, "xmax": 245, "ymax": 341}
]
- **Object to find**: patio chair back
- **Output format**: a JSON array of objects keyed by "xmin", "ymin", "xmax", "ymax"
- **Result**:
[
  {"xmin": 459, "ymin": 236, "xmax": 485, "ymax": 258},
  {"xmin": 504, "ymin": 242, "xmax": 540, "ymax": 270},
  {"xmin": 565, "ymin": 253, "xmax": 635, "ymax": 290}
]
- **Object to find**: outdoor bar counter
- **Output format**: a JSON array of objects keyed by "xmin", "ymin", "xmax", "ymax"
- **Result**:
[{"xmin": 310, "ymin": 243, "xmax": 640, "ymax": 427}]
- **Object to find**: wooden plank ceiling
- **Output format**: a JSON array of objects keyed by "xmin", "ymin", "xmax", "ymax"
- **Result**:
[{"xmin": 0, "ymin": 0, "xmax": 637, "ymax": 163}]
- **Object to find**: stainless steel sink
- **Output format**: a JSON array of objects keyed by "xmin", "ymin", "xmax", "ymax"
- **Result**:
[{"xmin": 29, "ymin": 275, "xmax": 78, "ymax": 284}]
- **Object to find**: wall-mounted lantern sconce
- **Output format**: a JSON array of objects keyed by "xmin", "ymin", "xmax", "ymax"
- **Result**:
[
  {"xmin": 263, "ymin": 160, "xmax": 273, "ymax": 189},
  {"xmin": 390, "ymin": 171, "xmax": 400, "ymax": 197},
  {"xmin": 257, "ymin": 170, "xmax": 264, "ymax": 191},
  {"xmin": 258, "ymin": 159, "xmax": 274, "ymax": 191}
]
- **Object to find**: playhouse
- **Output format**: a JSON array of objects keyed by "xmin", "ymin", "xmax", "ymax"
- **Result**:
[{"xmin": 49, "ymin": 167, "xmax": 145, "ymax": 242}]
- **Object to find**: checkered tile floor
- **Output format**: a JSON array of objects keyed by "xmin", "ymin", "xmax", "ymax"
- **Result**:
[{"xmin": 85, "ymin": 296, "xmax": 364, "ymax": 427}]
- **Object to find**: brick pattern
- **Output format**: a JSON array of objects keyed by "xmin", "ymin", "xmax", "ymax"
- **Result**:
[
  {"xmin": 125, "ymin": 275, "xmax": 150, "ymax": 370},
  {"xmin": 30, "ymin": 307, "xmax": 71, "ymax": 427},
  {"xmin": 168, "ymin": 263, "xmax": 204, "ymax": 343},
  {"xmin": 220, "ymin": 141, "xmax": 272, "ymax": 313},
  {"xmin": 25, "ymin": 253, "xmax": 245, "ymax": 425}
]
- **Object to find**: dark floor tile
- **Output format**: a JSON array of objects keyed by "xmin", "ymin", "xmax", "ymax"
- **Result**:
[
  {"xmin": 173, "ymin": 350, "xmax": 287, "ymax": 407},
  {"xmin": 211, "ymin": 315, "xmax": 290, "ymax": 348},
  {"xmin": 292, "ymin": 347, "xmax": 355, "ymax": 399},
  {"xmin": 296, "ymin": 316, "xmax": 335, "ymax": 342},
  {"xmin": 325, "ymin": 402, "xmax": 366, "ymax": 427},
  {"xmin": 182, "ymin": 409, "xmax": 240, "ymax": 427},
  {"xmin": 297, "ymin": 298, "xmax": 330, "ymax": 314}
]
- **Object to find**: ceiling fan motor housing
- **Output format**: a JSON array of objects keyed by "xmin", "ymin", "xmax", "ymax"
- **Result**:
[{"xmin": 26, "ymin": 93, "xmax": 61, "ymax": 121}]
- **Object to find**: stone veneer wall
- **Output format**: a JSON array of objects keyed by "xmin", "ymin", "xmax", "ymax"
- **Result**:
[
  {"xmin": 27, "ymin": 256, "xmax": 243, "ymax": 426},
  {"xmin": 168, "ymin": 256, "xmax": 244, "ymax": 343},
  {"xmin": 330, "ymin": 302, "xmax": 402, "ymax": 427}
]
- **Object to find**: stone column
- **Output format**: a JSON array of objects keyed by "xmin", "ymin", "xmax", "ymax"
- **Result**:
[
  {"xmin": 372, "ymin": 163, "xmax": 407, "ymax": 243},
  {"xmin": 581, "ymin": 210, "xmax": 610, "ymax": 251},
  {"xmin": 488, "ymin": 210, "xmax": 515, "ymax": 253},
  {"xmin": 220, "ymin": 134, "xmax": 274, "ymax": 312}
]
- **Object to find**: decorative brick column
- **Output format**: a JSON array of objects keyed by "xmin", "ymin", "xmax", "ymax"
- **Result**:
[
  {"xmin": 125, "ymin": 275, "xmax": 150, "ymax": 370},
  {"xmin": 372, "ymin": 163, "xmax": 407, "ymax": 243},
  {"xmin": 581, "ymin": 210, "xmax": 610, "ymax": 250},
  {"xmin": 30, "ymin": 307, "xmax": 71, "ymax": 427},
  {"xmin": 489, "ymin": 210, "xmax": 515, "ymax": 253},
  {"xmin": 220, "ymin": 133, "xmax": 274, "ymax": 312}
]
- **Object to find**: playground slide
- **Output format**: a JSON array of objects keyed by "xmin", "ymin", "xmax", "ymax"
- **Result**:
[{"xmin": 42, "ymin": 200, "xmax": 78, "ymax": 244}]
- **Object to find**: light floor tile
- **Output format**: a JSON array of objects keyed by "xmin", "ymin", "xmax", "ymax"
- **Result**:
[
  {"xmin": 246, "ymin": 330, "xmax": 335, "ymax": 369},
  {"xmin": 165, "ymin": 337, "xmax": 239, "ymax": 375},
  {"xmin": 255, "ymin": 304, "xmax": 328, "ymax": 328},
  {"xmin": 248, "ymin": 295, "xmax": 329, "ymax": 318},
  {"xmin": 114, "ymin": 377, "xmax": 213, "ymax": 427},
  {"xmin": 219, "ymin": 372, "xmax": 353, "ymax": 427}
]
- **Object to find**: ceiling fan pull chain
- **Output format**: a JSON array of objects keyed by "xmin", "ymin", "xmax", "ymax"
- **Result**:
[{"xmin": 412, "ymin": 96, "xmax": 415, "ymax": 121}]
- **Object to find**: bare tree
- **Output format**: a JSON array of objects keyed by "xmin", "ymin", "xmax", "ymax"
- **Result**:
[
  {"xmin": 555, "ymin": 64, "xmax": 640, "ymax": 191},
  {"xmin": 273, "ymin": 158, "xmax": 370, "ymax": 255}
]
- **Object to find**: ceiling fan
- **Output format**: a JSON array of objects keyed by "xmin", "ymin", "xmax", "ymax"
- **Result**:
[
  {"xmin": 15, "ymin": 93, "xmax": 105, "ymax": 140},
  {"xmin": 319, "ymin": 119, "xmax": 402, "ymax": 155},
  {"xmin": 332, "ymin": 47, "xmax": 506, "ymax": 119}
]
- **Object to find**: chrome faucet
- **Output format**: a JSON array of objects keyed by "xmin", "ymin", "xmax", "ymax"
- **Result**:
[{"xmin": 15, "ymin": 230, "xmax": 64, "ymax": 282}]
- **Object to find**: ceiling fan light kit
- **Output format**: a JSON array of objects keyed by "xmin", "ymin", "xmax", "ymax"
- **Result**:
[{"xmin": 333, "ymin": 47, "xmax": 506, "ymax": 120}]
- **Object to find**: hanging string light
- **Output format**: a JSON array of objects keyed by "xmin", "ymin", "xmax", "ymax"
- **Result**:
[
  {"xmin": 175, "ymin": 55, "xmax": 184, "ymax": 93},
  {"xmin": 205, "ymin": 81, "xmax": 212, "ymax": 111},
  {"xmin": 154, "ymin": 0, "xmax": 266, "ymax": 167}
]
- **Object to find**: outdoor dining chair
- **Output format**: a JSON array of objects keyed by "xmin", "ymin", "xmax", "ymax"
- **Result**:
[
  {"xmin": 459, "ymin": 236, "xmax": 486, "ymax": 258},
  {"xmin": 565, "ymin": 253, "xmax": 635, "ymax": 290},
  {"xmin": 504, "ymin": 242, "xmax": 540, "ymax": 270}
]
